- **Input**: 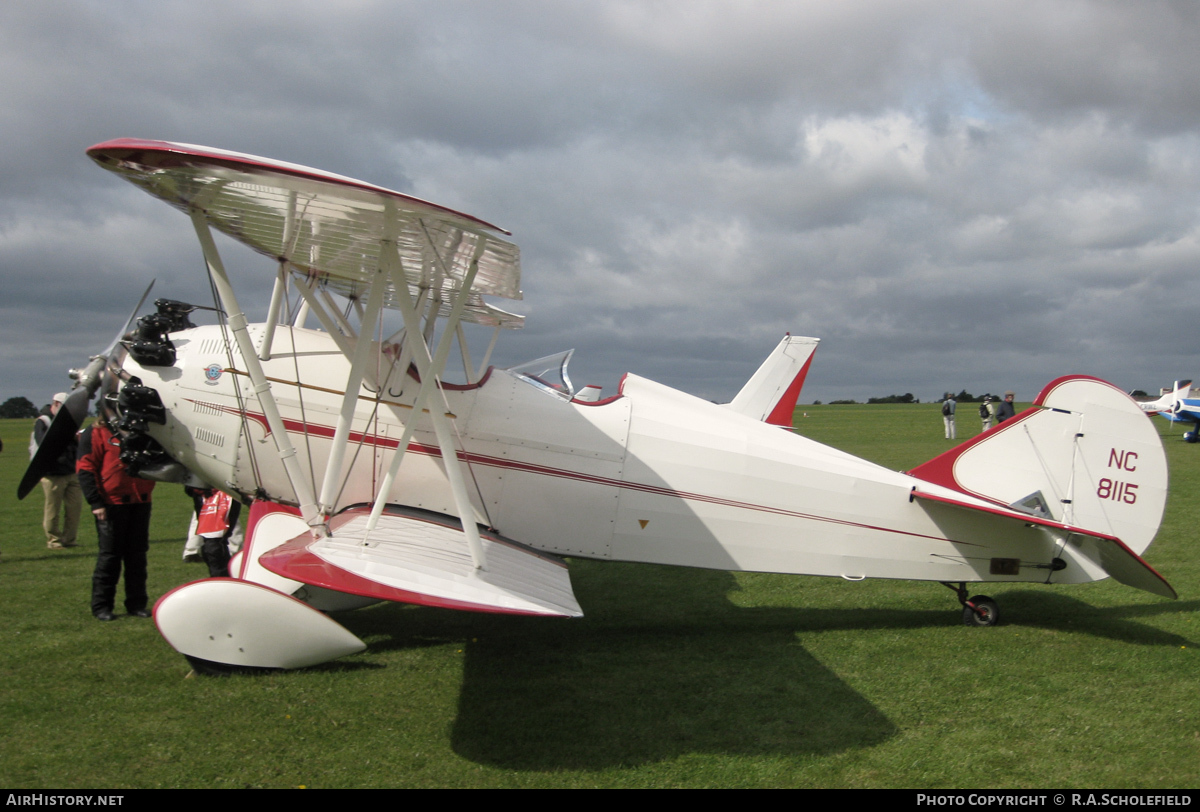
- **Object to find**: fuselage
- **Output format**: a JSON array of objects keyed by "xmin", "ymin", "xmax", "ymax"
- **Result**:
[
  {"xmin": 1157, "ymin": 400, "xmax": 1200, "ymax": 425},
  {"xmin": 122, "ymin": 324, "xmax": 1083, "ymax": 587}
]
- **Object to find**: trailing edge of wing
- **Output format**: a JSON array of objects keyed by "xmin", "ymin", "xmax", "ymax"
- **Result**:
[
  {"xmin": 911, "ymin": 489, "xmax": 1176, "ymax": 599},
  {"xmin": 87, "ymin": 139, "xmax": 524, "ymax": 326},
  {"xmin": 259, "ymin": 506, "xmax": 583, "ymax": 617}
]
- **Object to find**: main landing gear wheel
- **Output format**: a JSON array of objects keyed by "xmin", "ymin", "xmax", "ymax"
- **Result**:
[
  {"xmin": 962, "ymin": 595, "xmax": 998, "ymax": 627},
  {"xmin": 943, "ymin": 582, "xmax": 1000, "ymax": 627}
]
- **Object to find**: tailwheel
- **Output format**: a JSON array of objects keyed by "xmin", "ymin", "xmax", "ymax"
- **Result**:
[
  {"xmin": 942, "ymin": 582, "xmax": 1000, "ymax": 627},
  {"xmin": 962, "ymin": 595, "xmax": 998, "ymax": 627}
]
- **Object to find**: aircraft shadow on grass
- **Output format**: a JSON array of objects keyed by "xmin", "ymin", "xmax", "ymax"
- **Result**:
[
  {"xmin": 328, "ymin": 563, "xmax": 894, "ymax": 770},
  {"xmin": 990, "ymin": 590, "xmax": 1199, "ymax": 648}
]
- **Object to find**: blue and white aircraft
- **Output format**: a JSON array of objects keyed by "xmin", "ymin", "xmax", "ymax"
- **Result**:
[{"xmin": 1139, "ymin": 380, "xmax": 1200, "ymax": 442}]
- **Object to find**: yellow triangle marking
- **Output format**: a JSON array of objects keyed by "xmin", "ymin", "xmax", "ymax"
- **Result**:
[{"xmin": 638, "ymin": 519, "xmax": 649, "ymax": 529}]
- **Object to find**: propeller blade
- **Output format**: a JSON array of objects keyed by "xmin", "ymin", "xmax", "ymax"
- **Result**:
[
  {"xmin": 103, "ymin": 279, "xmax": 155, "ymax": 357},
  {"xmin": 18, "ymin": 279, "xmax": 156, "ymax": 499},
  {"xmin": 18, "ymin": 406, "xmax": 82, "ymax": 500}
]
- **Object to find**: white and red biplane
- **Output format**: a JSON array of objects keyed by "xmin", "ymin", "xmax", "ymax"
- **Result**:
[{"xmin": 22, "ymin": 139, "xmax": 1175, "ymax": 672}]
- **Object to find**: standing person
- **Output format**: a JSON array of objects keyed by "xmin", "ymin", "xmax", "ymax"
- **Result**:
[
  {"xmin": 979, "ymin": 396, "xmax": 995, "ymax": 432},
  {"xmin": 77, "ymin": 409, "xmax": 155, "ymax": 621},
  {"xmin": 194, "ymin": 489, "xmax": 240, "ymax": 578},
  {"xmin": 941, "ymin": 392, "xmax": 957, "ymax": 439},
  {"xmin": 182, "ymin": 485, "xmax": 205, "ymax": 563},
  {"xmin": 997, "ymin": 391, "xmax": 1016, "ymax": 423},
  {"xmin": 34, "ymin": 393, "xmax": 82, "ymax": 550}
]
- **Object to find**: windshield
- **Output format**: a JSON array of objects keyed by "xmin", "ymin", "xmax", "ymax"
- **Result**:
[{"xmin": 504, "ymin": 350, "xmax": 575, "ymax": 400}]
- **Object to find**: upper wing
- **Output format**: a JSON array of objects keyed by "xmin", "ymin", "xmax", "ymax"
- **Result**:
[
  {"xmin": 259, "ymin": 505, "xmax": 582, "ymax": 617},
  {"xmin": 87, "ymin": 138, "xmax": 523, "ymax": 327}
]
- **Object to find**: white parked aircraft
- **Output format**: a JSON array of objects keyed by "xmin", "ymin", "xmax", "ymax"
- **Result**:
[{"xmin": 22, "ymin": 140, "xmax": 1176, "ymax": 672}]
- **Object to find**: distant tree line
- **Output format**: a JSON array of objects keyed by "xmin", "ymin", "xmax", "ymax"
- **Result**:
[
  {"xmin": 819, "ymin": 393, "xmax": 920, "ymax": 405},
  {"xmin": 0, "ymin": 396, "xmax": 39, "ymax": 419},
  {"xmin": 818, "ymin": 388, "xmax": 1153, "ymax": 407},
  {"xmin": 940, "ymin": 390, "xmax": 994, "ymax": 403}
]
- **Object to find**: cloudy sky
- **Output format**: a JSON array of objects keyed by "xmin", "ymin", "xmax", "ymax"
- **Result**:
[{"xmin": 2, "ymin": 0, "xmax": 1199, "ymax": 408}]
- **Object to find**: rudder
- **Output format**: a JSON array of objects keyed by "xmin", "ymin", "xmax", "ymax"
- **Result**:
[{"xmin": 909, "ymin": 376, "xmax": 1167, "ymax": 557}]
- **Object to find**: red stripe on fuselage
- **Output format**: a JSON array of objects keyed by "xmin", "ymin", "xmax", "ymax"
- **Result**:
[{"xmin": 198, "ymin": 401, "xmax": 978, "ymax": 546}]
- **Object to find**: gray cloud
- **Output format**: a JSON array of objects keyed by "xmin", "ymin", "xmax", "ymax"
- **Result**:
[{"xmin": 2, "ymin": 0, "xmax": 1199, "ymax": 412}]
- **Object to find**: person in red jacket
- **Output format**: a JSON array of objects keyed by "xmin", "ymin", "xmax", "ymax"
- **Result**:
[
  {"xmin": 76, "ymin": 411, "xmax": 155, "ymax": 621},
  {"xmin": 194, "ymin": 488, "xmax": 239, "ymax": 578}
]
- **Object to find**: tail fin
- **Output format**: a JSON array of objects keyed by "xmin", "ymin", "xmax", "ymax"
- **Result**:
[
  {"xmin": 908, "ymin": 376, "xmax": 1171, "ymax": 596},
  {"xmin": 727, "ymin": 335, "xmax": 819, "ymax": 426},
  {"xmin": 1139, "ymin": 379, "xmax": 1192, "ymax": 418},
  {"xmin": 911, "ymin": 376, "xmax": 1167, "ymax": 554}
]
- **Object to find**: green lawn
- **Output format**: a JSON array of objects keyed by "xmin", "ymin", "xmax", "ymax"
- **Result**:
[{"xmin": 0, "ymin": 406, "xmax": 1196, "ymax": 789}]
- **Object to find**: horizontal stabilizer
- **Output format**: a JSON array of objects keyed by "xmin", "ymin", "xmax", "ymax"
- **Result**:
[
  {"xmin": 911, "ymin": 489, "xmax": 1175, "ymax": 599},
  {"xmin": 1088, "ymin": 536, "xmax": 1176, "ymax": 599},
  {"xmin": 911, "ymin": 488, "xmax": 1110, "ymax": 538},
  {"xmin": 260, "ymin": 506, "xmax": 583, "ymax": 617}
]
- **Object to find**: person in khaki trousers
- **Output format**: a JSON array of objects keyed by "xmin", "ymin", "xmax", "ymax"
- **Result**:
[{"xmin": 35, "ymin": 393, "xmax": 82, "ymax": 550}]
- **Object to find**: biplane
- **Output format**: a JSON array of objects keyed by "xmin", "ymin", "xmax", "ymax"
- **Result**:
[{"xmin": 21, "ymin": 139, "xmax": 1175, "ymax": 672}]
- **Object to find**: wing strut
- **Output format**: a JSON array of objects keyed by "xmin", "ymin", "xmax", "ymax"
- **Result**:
[
  {"xmin": 316, "ymin": 264, "xmax": 387, "ymax": 515},
  {"xmin": 457, "ymin": 322, "xmax": 475, "ymax": 382},
  {"xmin": 478, "ymin": 324, "xmax": 501, "ymax": 381},
  {"xmin": 365, "ymin": 235, "xmax": 488, "ymax": 570},
  {"xmin": 292, "ymin": 275, "xmax": 354, "ymax": 357},
  {"xmin": 190, "ymin": 210, "xmax": 324, "ymax": 536},
  {"xmin": 320, "ymin": 285, "xmax": 358, "ymax": 339},
  {"xmin": 293, "ymin": 294, "xmax": 311, "ymax": 328},
  {"xmin": 259, "ymin": 263, "xmax": 288, "ymax": 361}
]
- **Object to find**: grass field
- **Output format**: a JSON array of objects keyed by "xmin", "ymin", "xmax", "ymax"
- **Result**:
[{"xmin": 0, "ymin": 405, "xmax": 1197, "ymax": 789}]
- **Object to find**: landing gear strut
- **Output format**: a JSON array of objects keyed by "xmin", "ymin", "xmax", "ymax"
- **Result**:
[{"xmin": 943, "ymin": 582, "xmax": 999, "ymax": 627}]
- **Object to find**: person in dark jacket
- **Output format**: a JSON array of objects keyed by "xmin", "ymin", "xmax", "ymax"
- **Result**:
[
  {"xmin": 997, "ymin": 390, "xmax": 1017, "ymax": 423},
  {"xmin": 77, "ymin": 411, "xmax": 155, "ymax": 621},
  {"xmin": 35, "ymin": 393, "xmax": 82, "ymax": 549}
]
